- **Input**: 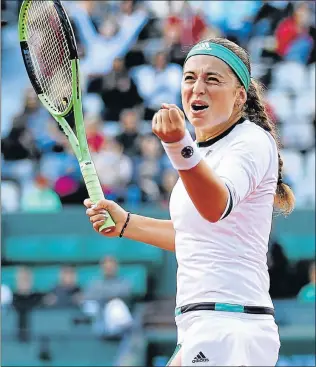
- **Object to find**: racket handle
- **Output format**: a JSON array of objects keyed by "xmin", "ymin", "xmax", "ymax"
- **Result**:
[{"xmin": 80, "ymin": 161, "xmax": 116, "ymax": 233}]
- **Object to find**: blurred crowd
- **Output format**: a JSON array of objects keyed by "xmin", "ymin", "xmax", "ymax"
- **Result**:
[
  {"xmin": 268, "ymin": 241, "xmax": 315, "ymax": 301},
  {"xmin": 1, "ymin": 251, "xmax": 315, "ymax": 344},
  {"xmin": 1, "ymin": 4, "xmax": 315, "ymax": 364},
  {"xmin": 1, "ymin": 256, "xmax": 134, "ymax": 342},
  {"xmin": 1, "ymin": 0, "xmax": 315, "ymax": 213}
]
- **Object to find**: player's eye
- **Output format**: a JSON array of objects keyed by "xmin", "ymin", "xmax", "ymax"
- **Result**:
[
  {"xmin": 184, "ymin": 76, "xmax": 194, "ymax": 81},
  {"xmin": 207, "ymin": 77, "xmax": 220, "ymax": 83}
]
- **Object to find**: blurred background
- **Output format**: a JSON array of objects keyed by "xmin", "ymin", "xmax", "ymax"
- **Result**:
[{"xmin": 1, "ymin": 0, "xmax": 315, "ymax": 366}]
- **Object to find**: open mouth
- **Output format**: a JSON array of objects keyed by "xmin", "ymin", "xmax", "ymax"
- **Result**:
[
  {"xmin": 192, "ymin": 105, "xmax": 208, "ymax": 111},
  {"xmin": 191, "ymin": 102, "xmax": 209, "ymax": 112}
]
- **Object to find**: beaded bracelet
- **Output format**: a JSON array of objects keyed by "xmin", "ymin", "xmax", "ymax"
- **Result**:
[{"xmin": 119, "ymin": 212, "xmax": 131, "ymax": 238}]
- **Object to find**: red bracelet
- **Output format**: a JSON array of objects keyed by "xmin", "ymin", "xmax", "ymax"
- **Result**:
[{"xmin": 119, "ymin": 212, "xmax": 131, "ymax": 238}]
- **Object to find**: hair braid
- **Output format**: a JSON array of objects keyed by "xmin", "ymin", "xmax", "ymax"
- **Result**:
[
  {"xmin": 200, "ymin": 37, "xmax": 295, "ymax": 215},
  {"xmin": 245, "ymin": 79, "xmax": 280, "ymax": 179},
  {"xmin": 245, "ymin": 79, "xmax": 294, "ymax": 214}
]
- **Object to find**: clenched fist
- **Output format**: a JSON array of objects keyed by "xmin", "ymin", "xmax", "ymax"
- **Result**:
[
  {"xmin": 84, "ymin": 198, "xmax": 128, "ymax": 237},
  {"xmin": 152, "ymin": 103, "xmax": 186, "ymax": 143}
]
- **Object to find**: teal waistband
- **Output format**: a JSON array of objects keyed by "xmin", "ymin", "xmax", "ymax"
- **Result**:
[
  {"xmin": 175, "ymin": 302, "xmax": 244, "ymax": 316},
  {"xmin": 175, "ymin": 302, "xmax": 275, "ymax": 317}
]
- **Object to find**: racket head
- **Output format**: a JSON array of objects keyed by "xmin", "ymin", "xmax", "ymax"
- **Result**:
[{"xmin": 18, "ymin": 0, "xmax": 78, "ymax": 117}]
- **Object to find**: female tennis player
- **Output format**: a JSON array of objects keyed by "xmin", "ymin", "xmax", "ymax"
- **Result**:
[{"xmin": 84, "ymin": 37, "xmax": 295, "ymax": 366}]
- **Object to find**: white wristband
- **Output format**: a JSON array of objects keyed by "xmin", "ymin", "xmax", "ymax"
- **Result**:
[{"xmin": 161, "ymin": 130, "xmax": 202, "ymax": 170}]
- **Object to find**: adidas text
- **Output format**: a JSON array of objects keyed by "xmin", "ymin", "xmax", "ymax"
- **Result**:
[{"xmin": 192, "ymin": 352, "xmax": 209, "ymax": 363}]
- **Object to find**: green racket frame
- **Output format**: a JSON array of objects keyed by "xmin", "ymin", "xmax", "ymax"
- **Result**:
[{"xmin": 18, "ymin": 0, "xmax": 115, "ymax": 232}]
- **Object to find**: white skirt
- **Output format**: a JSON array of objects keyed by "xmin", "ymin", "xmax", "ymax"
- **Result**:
[{"xmin": 174, "ymin": 310, "xmax": 280, "ymax": 366}]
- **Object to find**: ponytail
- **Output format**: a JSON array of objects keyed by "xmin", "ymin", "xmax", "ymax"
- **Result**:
[
  {"xmin": 201, "ymin": 37, "xmax": 295, "ymax": 215},
  {"xmin": 244, "ymin": 79, "xmax": 295, "ymax": 215}
]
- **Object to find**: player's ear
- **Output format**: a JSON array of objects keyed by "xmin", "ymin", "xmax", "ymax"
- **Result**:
[
  {"xmin": 234, "ymin": 86, "xmax": 247, "ymax": 112},
  {"xmin": 238, "ymin": 86, "xmax": 247, "ymax": 105}
]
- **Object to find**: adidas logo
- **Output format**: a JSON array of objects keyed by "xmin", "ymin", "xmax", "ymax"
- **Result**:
[
  {"xmin": 192, "ymin": 351, "xmax": 209, "ymax": 363},
  {"xmin": 193, "ymin": 42, "xmax": 212, "ymax": 51}
]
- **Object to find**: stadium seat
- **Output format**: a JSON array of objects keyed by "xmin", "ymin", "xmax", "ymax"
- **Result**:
[
  {"xmin": 1, "ymin": 337, "xmax": 120, "ymax": 367},
  {"xmin": 1, "ymin": 264, "xmax": 148, "ymax": 298},
  {"xmin": 80, "ymin": 236, "xmax": 163, "ymax": 265},
  {"xmin": 1, "ymin": 179, "xmax": 21, "ymax": 213},
  {"xmin": 265, "ymin": 91, "xmax": 292, "ymax": 125},
  {"xmin": 280, "ymin": 149, "xmax": 304, "ymax": 188},
  {"xmin": 308, "ymin": 63, "xmax": 315, "ymax": 92},
  {"xmin": 305, "ymin": 149, "xmax": 315, "ymax": 177},
  {"xmin": 302, "ymin": 149, "xmax": 316, "ymax": 205},
  {"xmin": 293, "ymin": 93, "xmax": 315, "ymax": 123},
  {"xmin": 4, "ymin": 235, "xmax": 82, "ymax": 263},
  {"xmin": 280, "ymin": 123, "xmax": 315, "ymax": 151},
  {"xmin": 2, "ymin": 320, "xmax": 120, "ymax": 366},
  {"xmin": 4, "ymin": 235, "xmax": 163, "ymax": 266},
  {"xmin": 277, "ymin": 233, "xmax": 315, "ymax": 261},
  {"xmin": 1, "ymin": 340, "xmax": 41, "ymax": 367},
  {"xmin": 77, "ymin": 264, "xmax": 148, "ymax": 297},
  {"xmin": 271, "ymin": 62, "xmax": 306, "ymax": 94}
]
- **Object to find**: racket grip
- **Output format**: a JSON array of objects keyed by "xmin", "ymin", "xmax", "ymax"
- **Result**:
[{"xmin": 80, "ymin": 161, "xmax": 116, "ymax": 233}]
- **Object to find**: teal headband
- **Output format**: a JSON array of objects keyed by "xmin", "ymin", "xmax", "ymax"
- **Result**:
[{"xmin": 184, "ymin": 42, "xmax": 250, "ymax": 91}]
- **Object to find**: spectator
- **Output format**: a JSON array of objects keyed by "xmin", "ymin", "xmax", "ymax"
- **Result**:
[
  {"xmin": 44, "ymin": 266, "xmax": 82, "ymax": 308},
  {"xmin": 130, "ymin": 51, "xmax": 182, "ymax": 120},
  {"xmin": 92, "ymin": 138, "xmax": 133, "ymax": 199},
  {"xmin": 188, "ymin": 1, "xmax": 261, "ymax": 45},
  {"xmin": 119, "ymin": 0, "xmax": 136, "ymax": 18},
  {"xmin": 164, "ymin": 0, "xmax": 210, "ymax": 53},
  {"xmin": 134, "ymin": 134, "xmax": 165, "ymax": 202},
  {"xmin": 307, "ymin": 2, "xmax": 316, "ymax": 65},
  {"xmin": 69, "ymin": 0, "xmax": 149, "ymax": 77},
  {"xmin": 21, "ymin": 174, "xmax": 62, "ymax": 213},
  {"xmin": 1, "ymin": 284, "xmax": 13, "ymax": 310},
  {"xmin": 268, "ymin": 241, "xmax": 294, "ymax": 299},
  {"xmin": 1, "ymin": 115, "xmax": 40, "ymax": 187},
  {"xmin": 87, "ymin": 57, "xmax": 143, "ymax": 121},
  {"xmin": 160, "ymin": 168, "xmax": 178, "ymax": 205},
  {"xmin": 251, "ymin": 0, "xmax": 292, "ymax": 38},
  {"xmin": 1, "ymin": 178, "xmax": 21, "ymax": 213},
  {"xmin": 116, "ymin": 109, "xmax": 142, "ymax": 157},
  {"xmin": 1, "ymin": 0, "xmax": 7, "ymax": 27},
  {"xmin": 1, "ymin": 0, "xmax": 315, "ymax": 212},
  {"xmin": 12, "ymin": 267, "xmax": 42, "ymax": 342},
  {"xmin": 275, "ymin": 2, "xmax": 314, "ymax": 64},
  {"xmin": 85, "ymin": 113, "xmax": 106, "ymax": 153},
  {"xmin": 297, "ymin": 261, "xmax": 316, "ymax": 302},
  {"xmin": 83, "ymin": 256, "xmax": 133, "ymax": 337},
  {"xmin": 19, "ymin": 88, "xmax": 57, "ymax": 154},
  {"xmin": 153, "ymin": 2, "xmax": 220, "ymax": 67},
  {"xmin": 84, "ymin": 256, "xmax": 132, "ymax": 304},
  {"xmin": 39, "ymin": 141, "xmax": 82, "ymax": 198}
]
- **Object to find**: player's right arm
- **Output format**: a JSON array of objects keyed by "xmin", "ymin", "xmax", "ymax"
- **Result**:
[{"xmin": 84, "ymin": 199, "xmax": 175, "ymax": 252}]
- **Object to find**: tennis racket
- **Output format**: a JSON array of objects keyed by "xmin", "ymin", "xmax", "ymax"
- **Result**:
[{"xmin": 18, "ymin": 0, "xmax": 115, "ymax": 232}]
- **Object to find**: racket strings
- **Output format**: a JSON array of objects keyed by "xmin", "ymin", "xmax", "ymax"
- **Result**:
[{"xmin": 26, "ymin": 1, "xmax": 72, "ymax": 113}]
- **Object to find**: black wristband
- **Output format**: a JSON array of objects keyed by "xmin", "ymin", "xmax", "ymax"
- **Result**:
[{"xmin": 119, "ymin": 212, "xmax": 131, "ymax": 238}]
